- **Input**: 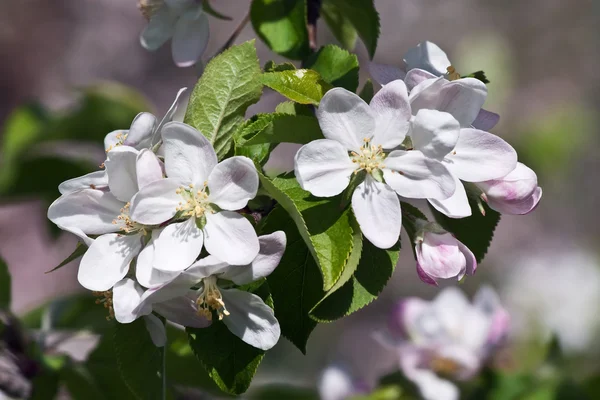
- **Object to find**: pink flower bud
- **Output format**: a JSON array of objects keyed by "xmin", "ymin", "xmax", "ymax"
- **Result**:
[
  {"xmin": 476, "ymin": 162, "xmax": 542, "ymax": 215},
  {"xmin": 415, "ymin": 232, "xmax": 477, "ymax": 285}
]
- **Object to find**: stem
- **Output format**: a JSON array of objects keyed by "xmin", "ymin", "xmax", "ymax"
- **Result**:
[
  {"xmin": 306, "ymin": 0, "xmax": 322, "ymax": 52},
  {"xmin": 214, "ymin": 11, "xmax": 251, "ymax": 57},
  {"xmin": 162, "ymin": 325, "xmax": 167, "ymax": 400}
]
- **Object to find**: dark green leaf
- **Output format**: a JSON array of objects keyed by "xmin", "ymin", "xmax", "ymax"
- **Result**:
[
  {"xmin": 359, "ymin": 79, "xmax": 375, "ymax": 103},
  {"xmin": 321, "ymin": 0, "xmax": 380, "ymax": 59},
  {"xmin": 250, "ymin": 0, "xmax": 309, "ymax": 60},
  {"xmin": 260, "ymin": 206, "xmax": 324, "ymax": 353},
  {"xmin": 62, "ymin": 365, "xmax": 108, "ymax": 400},
  {"xmin": 202, "ymin": 0, "xmax": 233, "ymax": 20},
  {"xmin": 274, "ymin": 101, "xmax": 314, "ymax": 116},
  {"xmin": 466, "ymin": 70, "xmax": 490, "ymax": 84},
  {"xmin": 0, "ymin": 256, "xmax": 10, "ymax": 309},
  {"xmin": 241, "ymin": 113, "xmax": 323, "ymax": 146},
  {"xmin": 305, "ymin": 45, "xmax": 360, "ymax": 92},
  {"xmin": 321, "ymin": 2, "xmax": 358, "ymax": 51},
  {"xmin": 184, "ymin": 41, "xmax": 263, "ymax": 159},
  {"xmin": 264, "ymin": 60, "xmax": 297, "ymax": 72},
  {"xmin": 45, "ymin": 242, "xmax": 87, "ymax": 274},
  {"xmin": 30, "ymin": 371, "xmax": 60, "ymax": 400},
  {"xmin": 260, "ymin": 69, "xmax": 331, "ymax": 105}
]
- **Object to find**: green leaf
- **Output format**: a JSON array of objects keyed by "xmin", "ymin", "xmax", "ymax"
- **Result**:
[
  {"xmin": 30, "ymin": 371, "xmax": 60, "ymax": 400},
  {"xmin": 321, "ymin": 0, "xmax": 380, "ymax": 59},
  {"xmin": 241, "ymin": 113, "xmax": 323, "ymax": 146},
  {"xmin": 466, "ymin": 70, "xmax": 490, "ymax": 84},
  {"xmin": 260, "ymin": 69, "xmax": 331, "ymax": 105},
  {"xmin": 359, "ymin": 79, "xmax": 375, "ymax": 103},
  {"xmin": 264, "ymin": 60, "xmax": 297, "ymax": 72},
  {"xmin": 0, "ymin": 256, "xmax": 10, "ymax": 309},
  {"xmin": 260, "ymin": 206, "xmax": 324, "ymax": 353},
  {"xmin": 321, "ymin": 2, "xmax": 358, "ymax": 51},
  {"xmin": 202, "ymin": 0, "xmax": 233, "ymax": 20},
  {"xmin": 114, "ymin": 318, "xmax": 165, "ymax": 400},
  {"xmin": 429, "ymin": 193, "xmax": 500, "ymax": 263},
  {"xmin": 275, "ymin": 101, "xmax": 314, "ymax": 116},
  {"xmin": 184, "ymin": 40, "xmax": 263, "ymax": 159},
  {"xmin": 62, "ymin": 365, "xmax": 108, "ymax": 400},
  {"xmin": 250, "ymin": 0, "xmax": 310, "ymax": 60},
  {"xmin": 305, "ymin": 45, "xmax": 360, "ymax": 92},
  {"xmin": 45, "ymin": 242, "xmax": 87, "ymax": 274},
  {"xmin": 187, "ymin": 283, "xmax": 272, "ymax": 395},
  {"xmin": 257, "ymin": 172, "xmax": 354, "ymax": 291}
]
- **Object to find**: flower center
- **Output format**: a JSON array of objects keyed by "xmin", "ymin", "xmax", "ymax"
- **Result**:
[
  {"xmin": 430, "ymin": 356, "xmax": 462, "ymax": 376},
  {"xmin": 112, "ymin": 203, "xmax": 148, "ymax": 235},
  {"xmin": 350, "ymin": 138, "xmax": 386, "ymax": 174},
  {"xmin": 446, "ymin": 66, "xmax": 461, "ymax": 81},
  {"xmin": 176, "ymin": 183, "xmax": 214, "ymax": 219},
  {"xmin": 105, "ymin": 131, "xmax": 128, "ymax": 153},
  {"xmin": 93, "ymin": 290, "xmax": 115, "ymax": 321},
  {"xmin": 195, "ymin": 276, "xmax": 229, "ymax": 321},
  {"xmin": 138, "ymin": 0, "xmax": 164, "ymax": 20}
]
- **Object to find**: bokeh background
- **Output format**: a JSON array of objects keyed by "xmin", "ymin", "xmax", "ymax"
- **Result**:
[{"xmin": 1, "ymin": 0, "xmax": 598, "ymax": 393}]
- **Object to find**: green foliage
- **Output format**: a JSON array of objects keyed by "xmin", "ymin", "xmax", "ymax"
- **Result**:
[
  {"xmin": 46, "ymin": 242, "xmax": 87, "ymax": 274},
  {"xmin": 260, "ymin": 205, "xmax": 324, "ymax": 353},
  {"xmin": 0, "ymin": 256, "xmax": 10, "ymax": 309},
  {"xmin": 238, "ymin": 113, "xmax": 323, "ymax": 146},
  {"xmin": 260, "ymin": 69, "xmax": 331, "ymax": 105},
  {"xmin": 359, "ymin": 79, "xmax": 375, "ymax": 103},
  {"xmin": 264, "ymin": 60, "xmax": 297, "ymax": 72},
  {"xmin": 184, "ymin": 41, "xmax": 263, "ymax": 159},
  {"xmin": 466, "ymin": 70, "xmax": 490, "ymax": 84},
  {"xmin": 400, "ymin": 202, "xmax": 427, "ymax": 258},
  {"xmin": 250, "ymin": 0, "xmax": 310, "ymax": 60},
  {"xmin": 305, "ymin": 45, "xmax": 360, "ymax": 92},
  {"xmin": 321, "ymin": 1, "xmax": 358, "ymax": 51},
  {"xmin": 257, "ymin": 171, "xmax": 354, "ymax": 291},
  {"xmin": 321, "ymin": 0, "xmax": 380, "ymax": 59}
]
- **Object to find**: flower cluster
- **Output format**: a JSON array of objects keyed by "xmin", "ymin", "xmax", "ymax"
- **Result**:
[
  {"xmin": 294, "ymin": 41, "xmax": 541, "ymax": 284},
  {"xmin": 47, "ymin": 89, "xmax": 285, "ymax": 350}
]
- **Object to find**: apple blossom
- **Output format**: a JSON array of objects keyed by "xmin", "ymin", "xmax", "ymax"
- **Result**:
[
  {"xmin": 139, "ymin": 0, "xmax": 209, "ymax": 67},
  {"xmin": 318, "ymin": 365, "xmax": 369, "ymax": 400},
  {"xmin": 129, "ymin": 121, "xmax": 260, "ymax": 270},
  {"xmin": 476, "ymin": 162, "xmax": 542, "ymax": 215},
  {"xmin": 294, "ymin": 84, "xmax": 456, "ymax": 249}
]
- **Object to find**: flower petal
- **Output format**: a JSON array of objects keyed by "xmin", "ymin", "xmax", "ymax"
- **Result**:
[
  {"xmin": 472, "ymin": 109, "xmax": 500, "ymax": 131},
  {"xmin": 125, "ymin": 112, "xmax": 156, "ymax": 148},
  {"xmin": 383, "ymin": 150, "xmax": 455, "ymax": 200},
  {"xmin": 411, "ymin": 109, "xmax": 460, "ymax": 160},
  {"xmin": 488, "ymin": 186, "xmax": 542, "ymax": 215},
  {"xmin": 368, "ymin": 62, "xmax": 406, "ymax": 86},
  {"xmin": 404, "ymin": 68, "xmax": 437, "ymax": 91},
  {"xmin": 105, "ymin": 146, "xmax": 140, "ymax": 202},
  {"xmin": 129, "ymin": 178, "xmax": 182, "ymax": 225},
  {"xmin": 136, "ymin": 229, "xmax": 179, "ymax": 288},
  {"xmin": 136, "ymin": 149, "xmax": 164, "ymax": 190},
  {"xmin": 113, "ymin": 278, "xmax": 144, "ymax": 323},
  {"xmin": 77, "ymin": 233, "xmax": 142, "ymax": 291},
  {"xmin": 172, "ymin": 11, "xmax": 210, "ymax": 67},
  {"xmin": 388, "ymin": 297, "xmax": 430, "ymax": 339},
  {"xmin": 153, "ymin": 293, "xmax": 212, "ymax": 328},
  {"xmin": 162, "ymin": 121, "xmax": 217, "ymax": 185},
  {"xmin": 207, "ymin": 157, "xmax": 258, "ymax": 210},
  {"xmin": 369, "ymin": 80, "xmax": 411, "ymax": 149},
  {"xmin": 221, "ymin": 288, "xmax": 280, "ymax": 350},
  {"xmin": 403, "ymin": 41, "xmax": 451, "ymax": 76},
  {"xmin": 316, "ymin": 88, "xmax": 376, "ymax": 151},
  {"xmin": 203, "ymin": 211, "xmax": 259, "ymax": 266},
  {"xmin": 58, "ymin": 171, "xmax": 108, "ymax": 195},
  {"xmin": 219, "ymin": 231, "xmax": 287, "ymax": 285},
  {"xmin": 294, "ymin": 139, "xmax": 355, "ymax": 197},
  {"xmin": 48, "ymin": 189, "xmax": 123, "ymax": 235},
  {"xmin": 351, "ymin": 176, "xmax": 401, "ymax": 249},
  {"xmin": 155, "ymin": 88, "xmax": 187, "ymax": 142},
  {"xmin": 140, "ymin": 6, "xmax": 176, "ymax": 51},
  {"xmin": 153, "ymin": 218, "xmax": 203, "ymax": 272},
  {"xmin": 144, "ymin": 314, "xmax": 167, "ymax": 347},
  {"xmin": 185, "ymin": 255, "xmax": 231, "ymax": 279},
  {"xmin": 457, "ymin": 239, "xmax": 477, "ymax": 276},
  {"xmin": 61, "ymin": 226, "xmax": 94, "ymax": 246},
  {"xmin": 416, "ymin": 232, "xmax": 467, "ymax": 283},
  {"xmin": 104, "ymin": 129, "xmax": 127, "ymax": 152},
  {"xmin": 428, "ymin": 175, "xmax": 472, "ymax": 218},
  {"xmin": 444, "ymin": 128, "xmax": 517, "ymax": 182}
]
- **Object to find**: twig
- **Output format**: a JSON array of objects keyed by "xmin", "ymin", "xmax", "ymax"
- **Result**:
[
  {"xmin": 214, "ymin": 11, "xmax": 251, "ymax": 57},
  {"xmin": 306, "ymin": 0, "xmax": 322, "ymax": 52}
]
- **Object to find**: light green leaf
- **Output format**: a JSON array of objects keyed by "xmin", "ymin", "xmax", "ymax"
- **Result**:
[
  {"xmin": 305, "ymin": 45, "xmax": 359, "ymax": 92},
  {"xmin": 260, "ymin": 206, "xmax": 324, "ymax": 353},
  {"xmin": 275, "ymin": 101, "xmax": 314, "ymax": 116},
  {"xmin": 321, "ymin": 1, "xmax": 358, "ymax": 51},
  {"xmin": 250, "ymin": 0, "xmax": 309, "ymax": 60},
  {"xmin": 359, "ymin": 79, "xmax": 375, "ymax": 103},
  {"xmin": 257, "ymin": 172, "xmax": 354, "ymax": 291},
  {"xmin": 321, "ymin": 0, "xmax": 380, "ymax": 59},
  {"xmin": 260, "ymin": 69, "xmax": 331, "ymax": 105},
  {"xmin": 0, "ymin": 256, "xmax": 9, "ymax": 309},
  {"xmin": 240, "ymin": 113, "xmax": 323, "ymax": 146},
  {"xmin": 184, "ymin": 41, "xmax": 262, "ymax": 159},
  {"xmin": 264, "ymin": 60, "xmax": 297, "ymax": 72},
  {"xmin": 45, "ymin": 242, "xmax": 87, "ymax": 274}
]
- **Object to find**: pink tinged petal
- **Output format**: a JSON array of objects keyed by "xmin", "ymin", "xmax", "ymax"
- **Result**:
[
  {"xmin": 185, "ymin": 255, "xmax": 232, "ymax": 280},
  {"xmin": 219, "ymin": 231, "xmax": 287, "ymax": 285},
  {"xmin": 388, "ymin": 298, "xmax": 429, "ymax": 339},
  {"xmin": 172, "ymin": 11, "xmax": 210, "ymax": 67},
  {"xmin": 457, "ymin": 240, "xmax": 477, "ymax": 276},
  {"xmin": 136, "ymin": 149, "xmax": 164, "ymax": 190},
  {"xmin": 383, "ymin": 150, "xmax": 455, "ymax": 200},
  {"xmin": 416, "ymin": 261, "xmax": 439, "ymax": 286},
  {"xmin": 399, "ymin": 346, "xmax": 460, "ymax": 400},
  {"xmin": 136, "ymin": 275, "xmax": 197, "ymax": 313},
  {"xmin": 444, "ymin": 128, "xmax": 518, "ymax": 182},
  {"xmin": 140, "ymin": 5, "xmax": 176, "ymax": 51},
  {"xmin": 403, "ymin": 41, "xmax": 451, "ymax": 76},
  {"xmin": 428, "ymin": 175, "xmax": 472, "ymax": 218},
  {"xmin": 136, "ymin": 229, "xmax": 179, "ymax": 288},
  {"xmin": 105, "ymin": 146, "xmax": 140, "ymax": 202},
  {"xmin": 161, "ymin": 121, "xmax": 217, "ymax": 185},
  {"xmin": 104, "ymin": 130, "xmax": 127, "ymax": 152},
  {"xmin": 144, "ymin": 314, "xmax": 167, "ymax": 347},
  {"xmin": 203, "ymin": 211, "xmax": 260, "ymax": 265},
  {"xmin": 129, "ymin": 178, "xmax": 182, "ymax": 225},
  {"xmin": 404, "ymin": 68, "xmax": 437, "ymax": 91},
  {"xmin": 153, "ymin": 292, "xmax": 212, "ymax": 328},
  {"xmin": 473, "ymin": 285, "xmax": 510, "ymax": 348},
  {"xmin": 125, "ymin": 112, "xmax": 156, "ymax": 148},
  {"xmin": 351, "ymin": 176, "xmax": 401, "ymax": 249},
  {"xmin": 207, "ymin": 156, "xmax": 259, "ymax": 210},
  {"xmin": 368, "ymin": 62, "xmax": 406, "ymax": 86},
  {"xmin": 153, "ymin": 219, "xmax": 203, "ymax": 272},
  {"xmin": 411, "ymin": 109, "xmax": 460, "ymax": 160},
  {"xmin": 294, "ymin": 139, "xmax": 355, "ymax": 197},
  {"xmin": 77, "ymin": 233, "xmax": 143, "ymax": 291},
  {"xmin": 369, "ymin": 80, "xmax": 411, "ymax": 149},
  {"xmin": 316, "ymin": 88, "xmax": 376, "ymax": 151},
  {"xmin": 113, "ymin": 278, "xmax": 145, "ymax": 324},
  {"xmin": 58, "ymin": 171, "xmax": 108, "ymax": 195},
  {"xmin": 48, "ymin": 189, "xmax": 123, "ymax": 235},
  {"xmin": 472, "ymin": 109, "xmax": 500, "ymax": 131},
  {"xmin": 221, "ymin": 288, "xmax": 281, "ymax": 350},
  {"xmin": 409, "ymin": 76, "xmax": 444, "ymax": 102},
  {"xmin": 416, "ymin": 232, "xmax": 467, "ymax": 284},
  {"xmin": 432, "ymin": 287, "xmax": 470, "ymax": 333}
]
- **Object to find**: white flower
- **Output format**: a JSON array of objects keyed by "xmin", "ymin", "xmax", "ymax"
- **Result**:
[
  {"xmin": 384, "ymin": 287, "xmax": 509, "ymax": 400},
  {"xmin": 129, "ymin": 121, "xmax": 260, "ymax": 270},
  {"xmin": 140, "ymin": 0, "xmax": 209, "ymax": 67},
  {"xmin": 294, "ymin": 84, "xmax": 456, "ymax": 249},
  {"xmin": 132, "ymin": 232, "xmax": 286, "ymax": 350},
  {"xmin": 318, "ymin": 365, "xmax": 369, "ymax": 400}
]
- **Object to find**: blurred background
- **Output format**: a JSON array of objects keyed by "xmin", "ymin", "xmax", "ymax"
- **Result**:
[{"xmin": 0, "ymin": 0, "xmax": 598, "ymax": 394}]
